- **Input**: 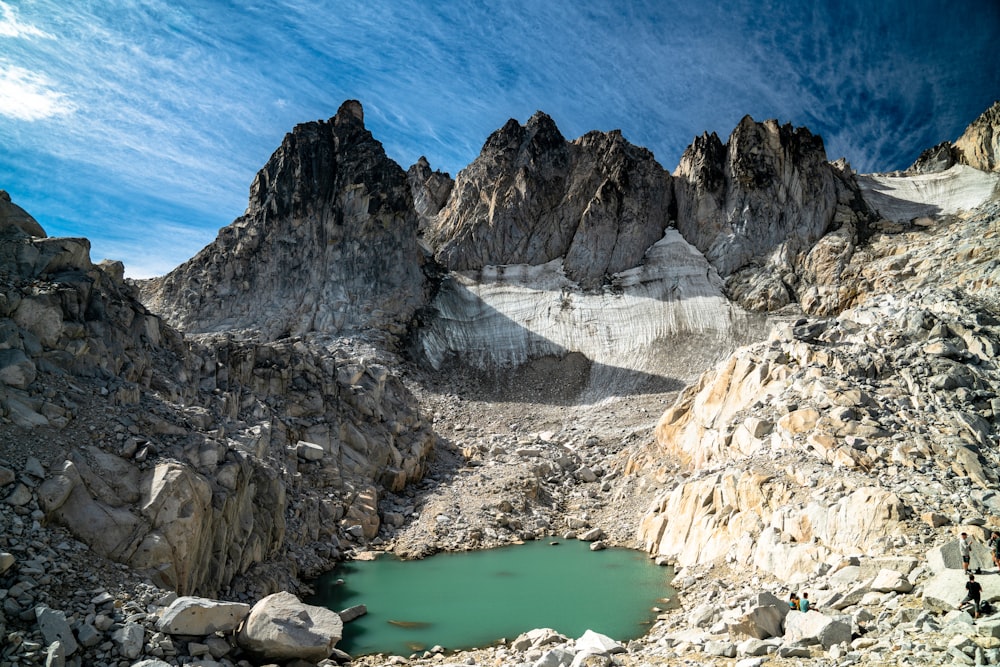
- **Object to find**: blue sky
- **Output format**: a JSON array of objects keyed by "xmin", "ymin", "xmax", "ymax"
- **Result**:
[{"xmin": 1, "ymin": 1, "xmax": 997, "ymax": 278}]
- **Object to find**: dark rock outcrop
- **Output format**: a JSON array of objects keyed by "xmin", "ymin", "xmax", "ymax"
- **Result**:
[
  {"xmin": 1, "ymin": 190, "xmax": 46, "ymax": 238},
  {"xmin": 142, "ymin": 100, "xmax": 429, "ymax": 342},
  {"xmin": 908, "ymin": 141, "xmax": 957, "ymax": 175},
  {"xmin": 426, "ymin": 112, "xmax": 673, "ymax": 289},
  {"xmin": 2, "ymin": 190, "xmax": 435, "ymax": 598}
]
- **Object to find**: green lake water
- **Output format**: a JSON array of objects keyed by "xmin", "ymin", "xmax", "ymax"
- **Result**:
[{"xmin": 307, "ymin": 540, "xmax": 676, "ymax": 656}]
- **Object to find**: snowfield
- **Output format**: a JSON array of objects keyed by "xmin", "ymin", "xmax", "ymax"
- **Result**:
[{"xmin": 857, "ymin": 164, "xmax": 1000, "ymax": 221}]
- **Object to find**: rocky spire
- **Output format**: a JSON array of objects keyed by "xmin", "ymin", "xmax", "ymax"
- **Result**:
[
  {"xmin": 425, "ymin": 113, "xmax": 673, "ymax": 289},
  {"xmin": 406, "ymin": 156, "xmax": 453, "ymax": 228},
  {"xmin": 673, "ymin": 115, "xmax": 873, "ymax": 313},
  {"xmin": 143, "ymin": 100, "xmax": 429, "ymax": 342}
]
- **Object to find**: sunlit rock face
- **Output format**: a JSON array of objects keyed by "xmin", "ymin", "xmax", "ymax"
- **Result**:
[
  {"xmin": 142, "ymin": 100, "xmax": 429, "ymax": 342},
  {"xmin": 426, "ymin": 112, "xmax": 673, "ymax": 290},
  {"xmin": 952, "ymin": 100, "xmax": 1000, "ymax": 173}
]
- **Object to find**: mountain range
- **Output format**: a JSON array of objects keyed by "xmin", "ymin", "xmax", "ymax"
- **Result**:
[{"xmin": 0, "ymin": 98, "xmax": 998, "ymax": 666}]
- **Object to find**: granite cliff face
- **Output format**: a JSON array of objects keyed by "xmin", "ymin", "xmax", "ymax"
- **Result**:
[
  {"xmin": 142, "ymin": 100, "xmax": 428, "ymax": 342},
  {"xmin": 673, "ymin": 117, "xmax": 874, "ymax": 314},
  {"xmin": 426, "ymin": 112, "xmax": 673, "ymax": 290},
  {"xmin": 910, "ymin": 100, "xmax": 1000, "ymax": 174}
]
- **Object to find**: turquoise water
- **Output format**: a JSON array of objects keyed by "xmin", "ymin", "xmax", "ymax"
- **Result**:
[{"xmin": 308, "ymin": 540, "xmax": 675, "ymax": 656}]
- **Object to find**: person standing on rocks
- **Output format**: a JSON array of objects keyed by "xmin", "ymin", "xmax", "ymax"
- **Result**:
[
  {"xmin": 960, "ymin": 532, "xmax": 973, "ymax": 572},
  {"xmin": 989, "ymin": 531, "xmax": 1000, "ymax": 571},
  {"xmin": 964, "ymin": 573, "xmax": 983, "ymax": 619}
]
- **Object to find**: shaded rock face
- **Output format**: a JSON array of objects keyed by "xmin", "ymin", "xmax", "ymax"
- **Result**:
[
  {"xmin": 1, "ymin": 190, "xmax": 46, "ymax": 238},
  {"xmin": 426, "ymin": 112, "xmax": 673, "ymax": 289},
  {"xmin": 0, "ymin": 213, "xmax": 183, "ymax": 417},
  {"xmin": 143, "ymin": 100, "xmax": 428, "ymax": 342},
  {"xmin": 908, "ymin": 141, "xmax": 957, "ymax": 175},
  {"xmin": 673, "ymin": 117, "xmax": 872, "ymax": 313}
]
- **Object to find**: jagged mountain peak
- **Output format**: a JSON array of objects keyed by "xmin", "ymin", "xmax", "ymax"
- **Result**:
[
  {"xmin": 334, "ymin": 98, "xmax": 365, "ymax": 126},
  {"xmin": 953, "ymin": 99, "xmax": 1000, "ymax": 173},
  {"xmin": 909, "ymin": 100, "xmax": 1000, "ymax": 174},
  {"xmin": 426, "ymin": 111, "xmax": 671, "ymax": 288},
  {"xmin": 142, "ymin": 100, "xmax": 428, "ymax": 342}
]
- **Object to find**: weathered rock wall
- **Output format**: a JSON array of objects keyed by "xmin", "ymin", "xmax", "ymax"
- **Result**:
[
  {"xmin": 1, "ymin": 193, "xmax": 436, "ymax": 597},
  {"xmin": 142, "ymin": 100, "xmax": 429, "ymax": 342},
  {"xmin": 909, "ymin": 100, "xmax": 1000, "ymax": 174},
  {"xmin": 673, "ymin": 117, "xmax": 874, "ymax": 314},
  {"xmin": 951, "ymin": 100, "xmax": 1000, "ymax": 173},
  {"xmin": 637, "ymin": 287, "xmax": 1000, "ymax": 580},
  {"xmin": 426, "ymin": 112, "xmax": 673, "ymax": 290}
]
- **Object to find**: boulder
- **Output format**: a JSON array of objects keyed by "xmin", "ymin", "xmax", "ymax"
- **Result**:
[
  {"xmin": 783, "ymin": 610, "xmax": 851, "ymax": 649},
  {"xmin": 111, "ymin": 621, "xmax": 144, "ymax": 660},
  {"xmin": 237, "ymin": 591, "xmax": 343, "ymax": 661},
  {"xmin": 574, "ymin": 629, "xmax": 624, "ymax": 654},
  {"xmin": 534, "ymin": 647, "xmax": 576, "ymax": 667},
  {"xmin": 727, "ymin": 592, "xmax": 789, "ymax": 639},
  {"xmin": 511, "ymin": 628, "xmax": 567, "ymax": 651},
  {"xmin": 0, "ymin": 349, "xmax": 36, "ymax": 389},
  {"xmin": 923, "ymin": 570, "xmax": 1000, "ymax": 612},
  {"xmin": 156, "ymin": 596, "xmax": 251, "ymax": 635},
  {"xmin": 871, "ymin": 568, "xmax": 914, "ymax": 593},
  {"xmin": 35, "ymin": 607, "xmax": 78, "ymax": 656},
  {"xmin": 927, "ymin": 538, "xmax": 993, "ymax": 574}
]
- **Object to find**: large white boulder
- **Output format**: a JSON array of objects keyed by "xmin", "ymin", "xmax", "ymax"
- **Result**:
[
  {"xmin": 156, "ymin": 596, "xmax": 250, "ymax": 635},
  {"xmin": 727, "ymin": 592, "xmax": 789, "ymax": 639},
  {"xmin": 236, "ymin": 591, "xmax": 343, "ymax": 661},
  {"xmin": 923, "ymin": 570, "xmax": 1000, "ymax": 612},
  {"xmin": 783, "ymin": 610, "xmax": 851, "ymax": 649}
]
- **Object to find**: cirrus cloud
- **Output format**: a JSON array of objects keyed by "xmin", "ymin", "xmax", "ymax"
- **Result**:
[
  {"xmin": 0, "ymin": 1, "xmax": 51, "ymax": 39},
  {"xmin": 0, "ymin": 64, "xmax": 75, "ymax": 121}
]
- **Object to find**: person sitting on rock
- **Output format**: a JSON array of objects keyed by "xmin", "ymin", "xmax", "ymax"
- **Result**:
[
  {"xmin": 964, "ymin": 573, "xmax": 983, "ymax": 619},
  {"xmin": 788, "ymin": 592, "xmax": 800, "ymax": 611},
  {"xmin": 799, "ymin": 591, "xmax": 811, "ymax": 612}
]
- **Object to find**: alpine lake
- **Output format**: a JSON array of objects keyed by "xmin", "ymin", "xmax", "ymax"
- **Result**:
[{"xmin": 308, "ymin": 539, "xmax": 677, "ymax": 656}]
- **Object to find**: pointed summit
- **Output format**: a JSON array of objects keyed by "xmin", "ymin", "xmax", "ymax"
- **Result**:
[
  {"xmin": 426, "ymin": 113, "xmax": 671, "ymax": 288},
  {"xmin": 144, "ymin": 100, "xmax": 428, "ymax": 341},
  {"xmin": 334, "ymin": 99, "xmax": 365, "ymax": 127}
]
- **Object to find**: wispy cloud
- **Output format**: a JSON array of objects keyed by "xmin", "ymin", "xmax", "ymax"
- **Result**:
[
  {"xmin": 0, "ymin": 1, "xmax": 51, "ymax": 39},
  {"xmin": 0, "ymin": 0, "xmax": 997, "ymax": 277},
  {"xmin": 0, "ymin": 64, "xmax": 74, "ymax": 120}
]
